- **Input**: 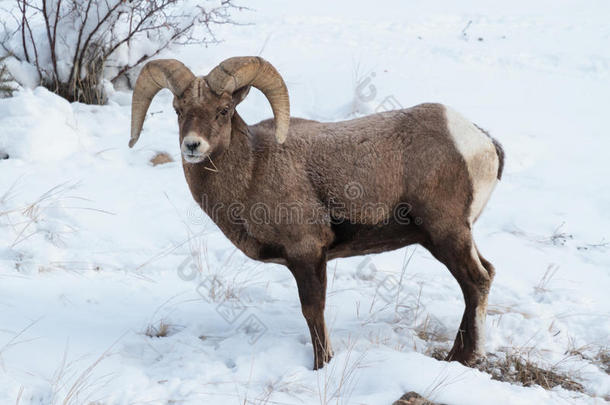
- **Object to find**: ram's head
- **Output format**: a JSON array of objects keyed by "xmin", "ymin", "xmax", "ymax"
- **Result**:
[{"xmin": 129, "ymin": 57, "xmax": 290, "ymax": 163}]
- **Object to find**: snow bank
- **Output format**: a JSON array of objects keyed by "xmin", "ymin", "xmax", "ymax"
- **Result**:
[{"xmin": 0, "ymin": 88, "xmax": 84, "ymax": 162}]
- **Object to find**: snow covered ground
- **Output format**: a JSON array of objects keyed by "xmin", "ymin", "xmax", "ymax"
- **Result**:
[{"xmin": 1, "ymin": 0, "xmax": 609, "ymax": 404}]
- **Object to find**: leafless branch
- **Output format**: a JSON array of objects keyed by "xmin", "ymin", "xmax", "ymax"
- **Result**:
[{"xmin": 3, "ymin": 0, "xmax": 245, "ymax": 103}]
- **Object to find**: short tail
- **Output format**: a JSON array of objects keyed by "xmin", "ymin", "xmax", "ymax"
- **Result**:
[
  {"xmin": 491, "ymin": 137, "xmax": 505, "ymax": 180},
  {"xmin": 474, "ymin": 124, "xmax": 505, "ymax": 180}
]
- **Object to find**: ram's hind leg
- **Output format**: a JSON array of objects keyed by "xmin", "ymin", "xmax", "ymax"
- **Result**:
[
  {"xmin": 426, "ymin": 227, "xmax": 493, "ymax": 365},
  {"xmin": 476, "ymin": 247, "xmax": 496, "ymax": 281}
]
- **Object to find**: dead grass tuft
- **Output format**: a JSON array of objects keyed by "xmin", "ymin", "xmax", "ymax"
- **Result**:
[
  {"xmin": 150, "ymin": 152, "xmax": 174, "ymax": 166},
  {"xmin": 144, "ymin": 321, "xmax": 170, "ymax": 338},
  {"xmin": 474, "ymin": 353, "xmax": 584, "ymax": 392},
  {"xmin": 316, "ymin": 339, "xmax": 367, "ymax": 405},
  {"xmin": 393, "ymin": 392, "xmax": 444, "ymax": 405},
  {"xmin": 415, "ymin": 315, "xmax": 450, "ymax": 344},
  {"xmin": 49, "ymin": 337, "xmax": 120, "ymax": 405},
  {"xmin": 547, "ymin": 222, "xmax": 573, "ymax": 246},
  {"xmin": 504, "ymin": 222, "xmax": 574, "ymax": 247},
  {"xmin": 427, "ymin": 348, "xmax": 586, "ymax": 394},
  {"xmin": 428, "ymin": 347, "xmax": 448, "ymax": 361},
  {"xmin": 576, "ymin": 238, "xmax": 609, "ymax": 252},
  {"xmin": 534, "ymin": 264, "xmax": 559, "ymax": 295}
]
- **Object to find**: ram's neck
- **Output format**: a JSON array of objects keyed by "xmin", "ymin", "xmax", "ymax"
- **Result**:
[{"xmin": 182, "ymin": 113, "xmax": 254, "ymax": 227}]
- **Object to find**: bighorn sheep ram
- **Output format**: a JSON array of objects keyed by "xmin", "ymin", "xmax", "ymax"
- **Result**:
[{"xmin": 129, "ymin": 57, "xmax": 504, "ymax": 370}]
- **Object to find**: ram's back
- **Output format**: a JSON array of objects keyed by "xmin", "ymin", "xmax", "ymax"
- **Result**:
[{"xmin": 248, "ymin": 103, "xmax": 500, "ymax": 227}]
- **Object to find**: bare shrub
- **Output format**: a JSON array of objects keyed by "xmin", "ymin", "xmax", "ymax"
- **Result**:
[{"xmin": 0, "ymin": 0, "xmax": 245, "ymax": 104}]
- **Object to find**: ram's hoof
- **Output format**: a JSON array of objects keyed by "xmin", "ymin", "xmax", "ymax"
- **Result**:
[
  {"xmin": 445, "ymin": 346, "xmax": 484, "ymax": 366},
  {"xmin": 0, "ymin": 152, "xmax": 9, "ymax": 160}
]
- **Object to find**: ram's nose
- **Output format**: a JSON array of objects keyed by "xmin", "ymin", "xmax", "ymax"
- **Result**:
[
  {"xmin": 185, "ymin": 140, "xmax": 200, "ymax": 152},
  {"xmin": 181, "ymin": 134, "xmax": 210, "ymax": 163},
  {"xmin": 182, "ymin": 134, "xmax": 210, "ymax": 153}
]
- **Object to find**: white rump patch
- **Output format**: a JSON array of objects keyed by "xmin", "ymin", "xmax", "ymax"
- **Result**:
[{"xmin": 444, "ymin": 106, "xmax": 499, "ymax": 223}]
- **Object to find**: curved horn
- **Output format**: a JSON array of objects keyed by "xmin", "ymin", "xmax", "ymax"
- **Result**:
[
  {"xmin": 129, "ymin": 59, "xmax": 195, "ymax": 148},
  {"xmin": 206, "ymin": 56, "xmax": 290, "ymax": 143}
]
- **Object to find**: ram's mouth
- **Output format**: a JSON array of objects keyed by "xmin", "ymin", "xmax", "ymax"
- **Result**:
[{"xmin": 182, "ymin": 153, "xmax": 207, "ymax": 163}]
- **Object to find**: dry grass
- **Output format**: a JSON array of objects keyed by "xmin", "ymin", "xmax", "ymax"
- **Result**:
[
  {"xmin": 144, "ymin": 321, "xmax": 171, "ymax": 338},
  {"xmin": 1, "ymin": 181, "xmax": 114, "ymax": 252},
  {"xmin": 0, "ymin": 319, "xmax": 41, "ymax": 370},
  {"xmin": 150, "ymin": 152, "xmax": 173, "ymax": 166},
  {"xmin": 428, "ymin": 347, "xmax": 586, "ymax": 394},
  {"xmin": 14, "ymin": 386, "xmax": 24, "ymax": 404},
  {"xmin": 187, "ymin": 234, "xmax": 264, "ymax": 303},
  {"xmin": 576, "ymin": 238, "xmax": 609, "ymax": 252},
  {"xmin": 48, "ymin": 337, "xmax": 120, "ymax": 405},
  {"xmin": 429, "ymin": 347, "xmax": 448, "ymax": 361},
  {"xmin": 415, "ymin": 315, "xmax": 450, "ymax": 344},
  {"xmin": 504, "ymin": 222, "xmax": 574, "ymax": 247},
  {"xmin": 534, "ymin": 264, "xmax": 559, "ymax": 295},
  {"xmin": 595, "ymin": 347, "xmax": 610, "ymax": 374},
  {"xmin": 316, "ymin": 340, "xmax": 367, "ymax": 405},
  {"xmin": 474, "ymin": 352, "xmax": 585, "ymax": 392},
  {"xmin": 564, "ymin": 340, "xmax": 610, "ymax": 375},
  {"xmin": 241, "ymin": 371, "xmax": 314, "ymax": 405},
  {"xmin": 546, "ymin": 222, "xmax": 574, "ymax": 246}
]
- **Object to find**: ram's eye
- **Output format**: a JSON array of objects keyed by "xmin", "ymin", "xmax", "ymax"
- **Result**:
[
  {"xmin": 175, "ymin": 108, "xmax": 182, "ymax": 117},
  {"xmin": 220, "ymin": 106, "xmax": 230, "ymax": 116}
]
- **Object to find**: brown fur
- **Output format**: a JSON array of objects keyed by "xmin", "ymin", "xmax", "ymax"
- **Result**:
[{"xmin": 162, "ymin": 79, "xmax": 503, "ymax": 369}]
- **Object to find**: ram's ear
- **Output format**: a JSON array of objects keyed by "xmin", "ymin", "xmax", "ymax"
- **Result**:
[{"xmin": 232, "ymin": 86, "xmax": 251, "ymax": 106}]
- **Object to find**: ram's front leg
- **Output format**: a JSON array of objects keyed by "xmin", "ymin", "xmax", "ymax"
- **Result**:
[{"xmin": 287, "ymin": 246, "xmax": 333, "ymax": 370}]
